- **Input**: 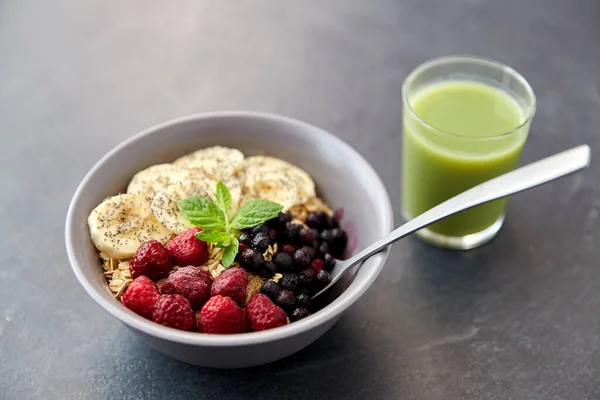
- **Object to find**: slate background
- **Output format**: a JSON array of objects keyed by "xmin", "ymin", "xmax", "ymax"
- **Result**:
[{"xmin": 1, "ymin": 0, "xmax": 599, "ymax": 399}]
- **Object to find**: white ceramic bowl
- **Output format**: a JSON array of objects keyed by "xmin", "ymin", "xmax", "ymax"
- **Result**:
[{"xmin": 65, "ymin": 112, "xmax": 393, "ymax": 368}]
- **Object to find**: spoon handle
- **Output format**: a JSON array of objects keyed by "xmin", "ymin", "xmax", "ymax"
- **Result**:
[{"xmin": 346, "ymin": 145, "xmax": 591, "ymax": 266}]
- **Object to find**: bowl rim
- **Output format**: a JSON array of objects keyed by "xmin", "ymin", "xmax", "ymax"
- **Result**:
[{"xmin": 65, "ymin": 111, "xmax": 393, "ymax": 346}]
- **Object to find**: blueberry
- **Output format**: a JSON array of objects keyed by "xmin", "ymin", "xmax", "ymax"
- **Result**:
[
  {"xmin": 326, "ymin": 215, "xmax": 339, "ymax": 229},
  {"xmin": 318, "ymin": 242, "xmax": 330, "ymax": 256},
  {"xmin": 258, "ymin": 261, "xmax": 276, "ymax": 279},
  {"xmin": 282, "ymin": 222, "xmax": 302, "ymax": 243},
  {"xmin": 298, "ymin": 268, "xmax": 315, "ymax": 286},
  {"xmin": 290, "ymin": 307, "xmax": 310, "ymax": 321},
  {"xmin": 293, "ymin": 247, "xmax": 312, "ymax": 269},
  {"xmin": 268, "ymin": 227, "xmax": 278, "ymax": 242},
  {"xmin": 315, "ymin": 270, "xmax": 331, "ymax": 288},
  {"xmin": 251, "ymin": 232, "xmax": 270, "ymax": 253},
  {"xmin": 281, "ymin": 244, "xmax": 296, "ymax": 255},
  {"xmin": 252, "ymin": 224, "xmax": 269, "ymax": 236},
  {"xmin": 330, "ymin": 228, "xmax": 348, "ymax": 257},
  {"xmin": 299, "ymin": 228, "xmax": 319, "ymax": 244},
  {"xmin": 273, "ymin": 252, "xmax": 294, "ymax": 272},
  {"xmin": 324, "ymin": 254, "xmax": 336, "ymax": 270},
  {"xmin": 332, "ymin": 228, "xmax": 346, "ymax": 240},
  {"xmin": 306, "ymin": 211, "xmax": 327, "ymax": 230},
  {"xmin": 304, "ymin": 246, "xmax": 316, "ymax": 260},
  {"xmin": 275, "ymin": 289, "xmax": 296, "ymax": 311},
  {"xmin": 321, "ymin": 229, "xmax": 334, "ymax": 243},
  {"xmin": 260, "ymin": 280, "xmax": 281, "ymax": 301},
  {"xmin": 281, "ymin": 273, "xmax": 300, "ymax": 292},
  {"xmin": 238, "ymin": 232, "xmax": 253, "ymax": 246},
  {"xmin": 296, "ymin": 291, "xmax": 312, "ymax": 309},
  {"xmin": 277, "ymin": 212, "xmax": 293, "ymax": 225},
  {"xmin": 268, "ymin": 212, "xmax": 292, "ymax": 230},
  {"xmin": 239, "ymin": 248, "xmax": 264, "ymax": 271},
  {"xmin": 236, "ymin": 243, "xmax": 249, "ymax": 259}
]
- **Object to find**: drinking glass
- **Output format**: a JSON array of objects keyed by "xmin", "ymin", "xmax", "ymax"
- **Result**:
[{"xmin": 401, "ymin": 56, "xmax": 536, "ymax": 249}]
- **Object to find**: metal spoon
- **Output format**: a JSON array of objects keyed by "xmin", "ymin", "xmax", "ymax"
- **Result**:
[{"xmin": 312, "ymin": 144, "xmax": 591, "ymax": 299}]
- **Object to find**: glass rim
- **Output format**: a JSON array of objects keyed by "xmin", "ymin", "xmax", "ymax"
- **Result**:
[{"xmin": 402, "ymin": 55, "xmax": 537, "ymax": 140}]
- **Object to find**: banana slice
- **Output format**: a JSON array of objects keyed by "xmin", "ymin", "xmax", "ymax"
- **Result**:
[
  {"xmin": 186, "ymin": 159, "xmax": 236, "ymax": 182},
  {"xmin": 87, "ymin": 193, "xmax": 173, "ymax": 260},
  {"xmin": 126, "ymin": 164, "xmax": 192, "ymax": 197},
  {"xmin": 234, "ymin": 156, "xmax": 316, "ymax": 209},
  {"xmin": 151, "ymin": 178, "xmax": 218, "ymax": 234},
  {"xmin": 235, "ymin": 156, "xmax": 315, "ymax": 197},
  {"xmin": 173, "ymin": 146, "xmax": 244, "ymax": 174},
  {"xmin": 249, "ymin": 180, "xmax": 300, "ymax": 211}
]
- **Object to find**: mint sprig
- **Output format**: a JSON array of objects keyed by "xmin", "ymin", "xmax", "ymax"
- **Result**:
[
  {"xmin": 215, "ymin": 181, "xmax": 232, "ymax": 218},
  {"xmin": 177, "ymin": 196, "xmax": 226, "ymax": 230},
  {"xmin": 230, "ymin": 199, "xmax": 284, "ymax": 230},
  {"xmin": 177, "ymin": 181, "xmax": 283, "ymax": 267}
]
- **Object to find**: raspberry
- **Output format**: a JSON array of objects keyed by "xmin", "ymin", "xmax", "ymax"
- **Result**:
[
  {"xmin": 310, "ymin": 258, "xmax": 324, "ymax": 273},
  {"xmin": 210, "ymin": 266, "xmax": 248, "ymax": 306},
  {"xmin": 173, "ymin": 266, "xmax": 212, "ymax": 286},
  {"xmin": 130, "ymin": 240, "xmax": 173, "ymax": 281},
  {"xmin": 122, "ymin": 276, "xmax": 160, "ymax": 319},
  {"xmin": 151, "ymin": 294, "xmax": 196, "ymax": 331},
  {"xmin": 161, "ymin": 267, "xmax": 211, "ymax": 310},
  {"xmin": 198, "ymin": 295, "xmax": 247, "ymax": 334},
  {"xmin": 166, "ymin": 228, "xmax": 209, "ymax": 267},
  {"xmin": 246, "ymin": 294, "xmax": 288, "ymax": 332}
]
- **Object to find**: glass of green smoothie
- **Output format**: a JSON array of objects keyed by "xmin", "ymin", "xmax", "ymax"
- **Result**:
[{"xmin": 401, "ymin": 56, "xmax": 536, "ymax": 249}]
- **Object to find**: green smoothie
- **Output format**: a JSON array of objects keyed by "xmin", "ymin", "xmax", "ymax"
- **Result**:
[{"xmin": 402, "ymin": 80, "xmax": 528, "ymax": 237}]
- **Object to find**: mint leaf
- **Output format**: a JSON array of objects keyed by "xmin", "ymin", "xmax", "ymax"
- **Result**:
[
  {"xmin": 195, "ymin": 230, "xmax": 233, "ymax": 247},
  {"xmin": 230, "ymin": 199, "xmax": 283, "ymax": 230},
  {"xmin": 178, "ymin": 196, "xmax": 226, "ymax": 230},
  {"xmin": 221, "ymin": 237, "xmax": 239, "ymax": 268},
  {"xmin": 215, "ymin": 181, "xmax": 232, "ymax": 216}
]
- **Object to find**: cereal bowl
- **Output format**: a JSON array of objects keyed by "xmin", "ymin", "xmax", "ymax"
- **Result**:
[{"xmin": 65, "ymin": 111, "xmax": 393, "ymax": 368}]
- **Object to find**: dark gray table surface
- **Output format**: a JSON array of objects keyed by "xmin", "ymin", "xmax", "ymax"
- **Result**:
[{"xmin": 1, "ymin": 0, "xmax": 599, "ymax": 399}]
